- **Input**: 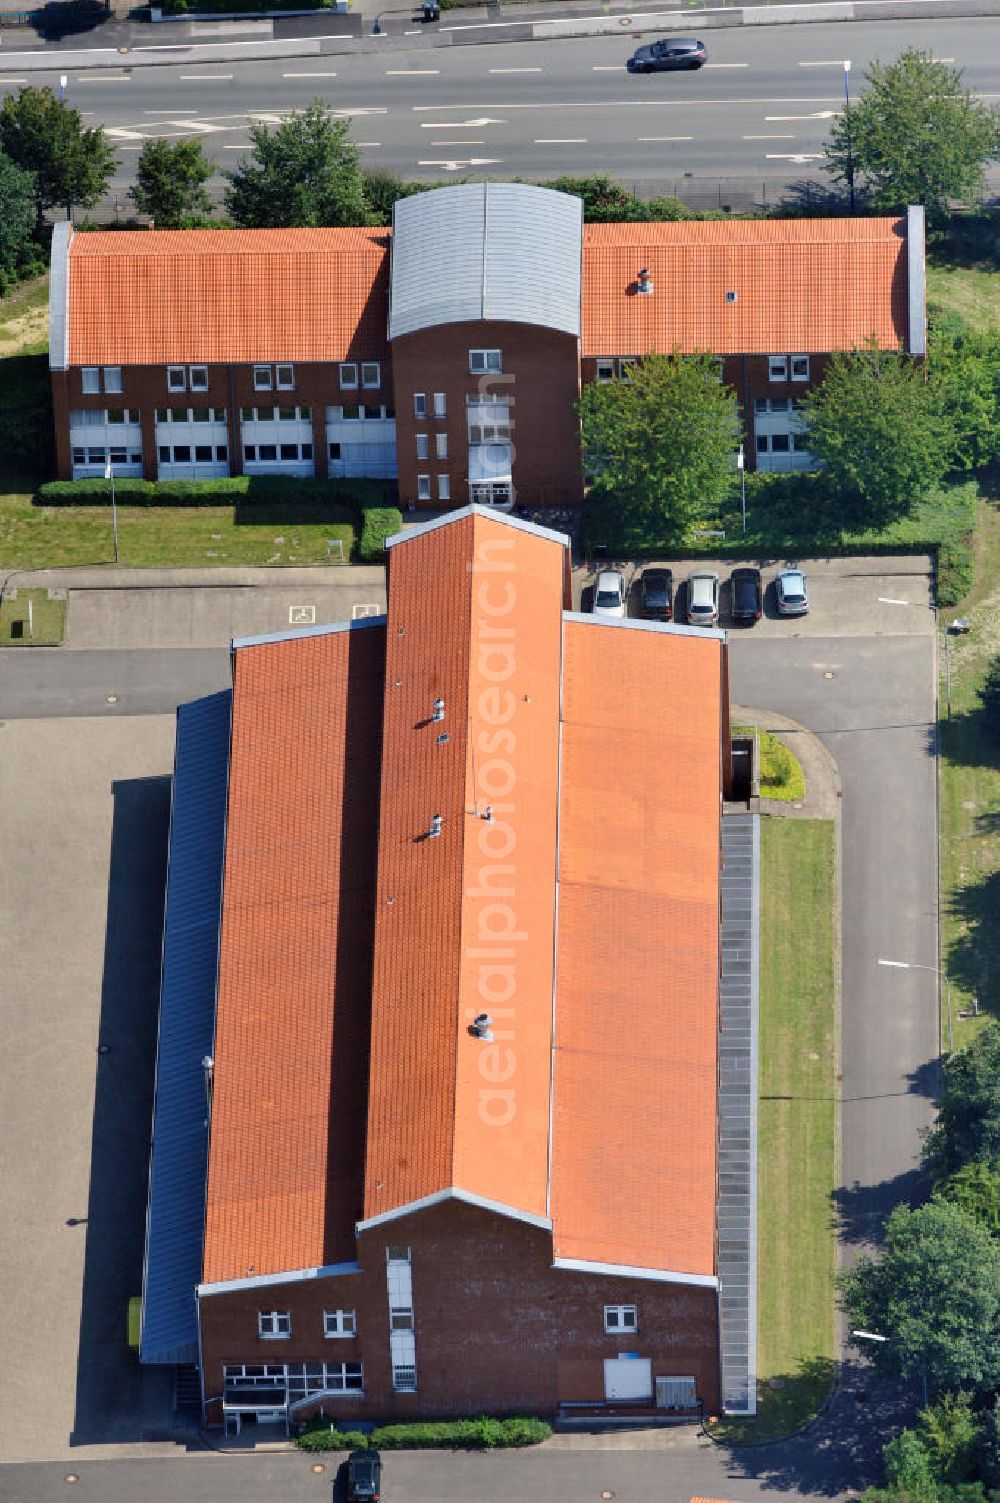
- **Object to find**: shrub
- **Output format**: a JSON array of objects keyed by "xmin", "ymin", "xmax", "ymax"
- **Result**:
[
  {"xmin": 979, "ymin": 657, "xmax": 1000, "ymax": 734},
  {"xmin": 296, "ymin": 1426, "xmax": 368, "ymax": 1451},
  {"xmin": 35, "ymin": 474, "xmax": 381, "ymax": 516},
  {"xmin": 36, "ymin": 478, "xmax": 154, "ymax": 505},
  {"xmin": 358, "ymin": 506, "xmax": 403, "ymax": 561}
]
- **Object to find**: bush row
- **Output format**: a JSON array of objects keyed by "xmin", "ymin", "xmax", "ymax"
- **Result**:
[
  {"xmin": 296, "ymin": 1416, "xmax": 551, "ymax": 1451},
  {"xmin": 34, "ymin": 475, "xmax": 385, "ymax": 510},
  {"xmin": 358, "ymin": 507, "xmax": 404, "ymax": 561}
]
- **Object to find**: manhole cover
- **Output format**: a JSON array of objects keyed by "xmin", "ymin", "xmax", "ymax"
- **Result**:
[
  {"xmin": 823, "ymin": 671, "xmax": 835, "ymax": 680},
  {"xmin": 106, "ymin": 694, "xmax": 118, "ymax": 704},
  {"xmin": 65, "ymin": 1477, "xmax": 79, "ymax": 1486},
  {"xmin": 310, "ymin": 1463, "xmax": 326, "ymax": 1474},
  {"xmin": 601, "ymin": 1492, "xmax": 616, "ymax": 1500}
]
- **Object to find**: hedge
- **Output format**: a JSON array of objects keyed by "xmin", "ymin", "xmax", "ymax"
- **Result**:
[
  {"xmin": 358, "ymin": 506, "xmax": 403, "ymax": 561},
  {"xmin": 35, "ymin": 475, "xmax": 384, "ymax": 512},
  {"xmin": 296, "ymin": 1416, "xmax": 551, "ymax": 1451}
]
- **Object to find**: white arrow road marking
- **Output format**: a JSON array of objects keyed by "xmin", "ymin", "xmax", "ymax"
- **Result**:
[
  {"xmin": 104, "ymin": 127, "xmax": 147, "ymax": 140},
  {"xmin": 418, "ymin": 158, "xmax": 504, "ymax": 170},
  {"xmin": 765, "ymin": 109, "xmax": 839, "ymax": 120},
  {"xmin": 766, "ymin": 153, "xmax": 824, "ymax": 163},
  {"xmin": 419, "ymin": 117, "xmax": 505, "ymax": 127}
]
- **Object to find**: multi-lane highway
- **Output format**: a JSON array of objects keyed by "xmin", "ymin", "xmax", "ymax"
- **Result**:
[{"xmin": 1, "ymin": 16, "xmax": 998, "ymax": 204}]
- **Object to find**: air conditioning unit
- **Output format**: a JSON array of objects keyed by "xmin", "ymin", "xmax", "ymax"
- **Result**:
[{"xmin": 655, "ymin": 1376, "xmax": 697, "ymax": 1411}]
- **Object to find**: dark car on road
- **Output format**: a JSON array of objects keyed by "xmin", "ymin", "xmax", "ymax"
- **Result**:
[
  {"xmin": 346, "ymin": 1449, "xmax": 382, "ymax": 1503},
  {"xmin": 627, "ymin": 36, "xmax": 707, "ymax": 73},
  {"xmin": 730, "ymin": 567, "xmax": 762, "ymax": 625},
  {"xmin": 639, "ymin": 566, "xmax": 673, "ymax": 621}
]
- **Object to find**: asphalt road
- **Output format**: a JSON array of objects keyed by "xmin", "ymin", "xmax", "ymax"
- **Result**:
[
  {"xmin": 1, "ymin": 17, "xmax": 998, "ymax": 197},
  {"xmin": 0, "ymin": 646, "xmax": 231, "ymax": 717}
]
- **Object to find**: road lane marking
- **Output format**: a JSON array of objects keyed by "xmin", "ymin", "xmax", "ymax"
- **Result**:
[
  {"xmin": 489, "ymin": 66, "xmax": 542, "ymax": 73},
  {"xmin": 637, "ymin": 134, "xmax": 693, "ymax": 141},
  {"xmin": 413, "ymin": 96, "xmax": 844, "ymax": 111},
  {"xmin": 357, "ymin": 141, "xmax": 383, "ymax": 146},
  {"xmin": 766, "ymin": 152, "xmax": 823, "ymax": 162},
  {"xmin": 765, "ymin": 109, "xmax": 839, "ymax": 120},
  {"xmin": 282, "ymin": 71, "xmax": 338, "ymax": 77},
  {"xmin": 419, "ymin": 117, "xmax": 504, "ymax": 127},
  {"xmin": 143, "ymin": 108, "xmax": 199, "ymax": 114},
  {"xmin": 535, "ymin": 137, "xmax": 587, "ymax": 143},
  {"xmin": 74, "ymin": 75, "xmax": 132, "ymax": 82},
  {"xmin": 418, "ymin": 157, "xmax": 503, "ymax": 169},
  {"xmin": 0, "ymin": 77, "xmax": 29, "ymax": 84},
  {"xmin": 428, "ymin": 138, "xmax": 485, "ymax": 144},
  {"xmin": 592, "ymin": 65, "xmax": 623, "ymax": 71},
  {"xmin": 744, "ymin": 133, "xmax": 794, "ymax": 139},
  {"xmin": 180, "ymin": 73, "xmax": 233, "ymax": 80},
  {"xmin": 705, "ymin": 62, "xmax": 749, "ymax": 68},
  {"xmin": 799, "ymin": 59, "xmax": 851, "ymax": 66},
  {"xmin": 386, "ymin": 68, "xmax": 440, "ymax": 75}
]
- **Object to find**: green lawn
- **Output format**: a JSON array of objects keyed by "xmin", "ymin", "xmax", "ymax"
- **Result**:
[
  {"xmin": 734, "ymin": 726, "xmax": 807, "ymax": 803},
  {"xmin": 713, "ymin": 817, "xmax": 837, "ymax": 1443},
  {"xmin": 0, "ymin": 588, "xmax": 66, "ymax": 645},
  {"xmin": 927, "ymin": 264, "xmax": 1000, "ymax": 331}
]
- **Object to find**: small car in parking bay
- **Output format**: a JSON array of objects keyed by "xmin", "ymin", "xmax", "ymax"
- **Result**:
[
  {"xmin": 346, "ymin": 1449, "xmax": 382, "ymax": 1503},
  {"xmin": 639, "ymin": 565, "xmax": 673, "ymax": 621},
  {"xmin": 627, "ymin": 36, "xmax": 707, "ymax": 73},
  {"xmin": 592, "ymin": 568, "xmax": 627, "ymax": 619},
  {"xmin": 775, "ymin": 567, "xmax": 810, "ymax": 616},
  {"xmin": 687, "ymin": 569, "xmax": 720, "ymax": 627},
  {"xmin": 730, "ymin": 566, "xmax": 762, "ymax": 625}
]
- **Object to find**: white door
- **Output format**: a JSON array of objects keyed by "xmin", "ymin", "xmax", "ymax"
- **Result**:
[{"xmin": 604, "ymin": 1357, "xmax": 652, "ymax": 1401}]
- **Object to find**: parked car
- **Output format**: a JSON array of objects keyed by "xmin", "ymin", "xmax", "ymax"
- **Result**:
[
  {"xmin": 592, "ymin": 568, "xmax": 627, "ymax": 619},
  {"xmin": 730, "ymin": 566, "xmax": 762, "ymax": 625},
  {"xmin": 627, "ymin": 36, "xmax": 707, "ymax": 73},
  {"xmin": 775, "ymin": 567, "xmax": 810, "ymax": 616},
  {"xmin": 346, "ymin": 1448, "xmax": 382, "ymax": 1503},
  {"xmin": 639, "ymin": 566, "xmax": 673, "ymax": 621},
  {"xmin": 687, "ymin": 569, "xmax": 720, "ymax": 627}
]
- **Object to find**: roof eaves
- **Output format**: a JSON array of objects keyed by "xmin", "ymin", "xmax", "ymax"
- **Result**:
[
  {"xmin": 385, "ymin": 506, "xmax": 570, "ymax": 552},
  {"xmin": 198, "ymin": 1260, "xmax": 362, "ymax": 1297},
  {"xmin": 231, "ymin": 615, "xmax": 386, "ymax": 650},
  {"xmin": 553, "ymin": 1256, "xmax": 719, "ymax": 1288},
  {"xmin": 356, "ymin": 1187, "xmax": 554, "ymax": 1235},
  {"xmin": 562, "ymin": 610, "xmax": 727, "ymax": 643}
]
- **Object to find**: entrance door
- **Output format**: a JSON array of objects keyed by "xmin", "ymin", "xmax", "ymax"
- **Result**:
[{"xmin": 604, "ymin": 1357, "xmax": 652, "ymax": 1401}]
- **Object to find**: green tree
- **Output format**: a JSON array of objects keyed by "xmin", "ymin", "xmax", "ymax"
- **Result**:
[
  {"xmin": 0, "ymin": 85, "xmax": 116, "ymax": 225},
  {"xmin": 935, "ymin": 1160, "xmax": 1000, "ymax": 1235},
  {"xmin": 916, "ymin": 1393, "xmax": 982, "ymax": 1485},
  {"xmin": 884, "ymin": 1427, "xmax": 936, "ymax": 1497},
  {"xmin": 577, "ymin": 352, "xmax": 739, "ymax": 546},
  {"xmin": 801, "ymin": 341, "xmax": 953, "ymax": 524},
  {"xmin": 929, "ymin": 317, "xmax": 1000, "ymax": 472},
  {"xmin": 224, "ymin": 100, "xmax": 368, "ymax": 228},
  {"xmin": 361, "ymin": 168, "xmax": 434, "ymax": 227},
  {"xmin": 841, "ymin": 1200, "xmax": 1000, "ymax": 1395},
  {"xmin": 924, "ymin": 1023, "xmax": 1000, "ymax": 1177},
  {"xmin": 129, "ymin": 137, "xmax": 213, "ymax": 228},
  {"xmin": 547, "ymin": 174, "xmax": 692, "ymax": 223},
  {"xmin": 0, "ymin": 148, "xmax": 38, "ymax": 290},
  {"xmin": 824, "ymin": 49, "xmax": 1000, "ymax": 224}
]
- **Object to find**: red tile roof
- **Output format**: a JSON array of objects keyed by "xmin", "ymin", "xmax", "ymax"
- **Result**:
[
  {"xmin": 550, "ymin": 621, "xmax": 723, "ymax": 1276},
  {"xmin": 67, "ymin": 226, "xmax": 389, "ymax": 366},
  {"xmin": 202, "ymin": 624, "xmax": 385, "ymax": 1285},
  {"xmin": 582, "ymin": 217, "xmax": 908, "ymax": 357}
]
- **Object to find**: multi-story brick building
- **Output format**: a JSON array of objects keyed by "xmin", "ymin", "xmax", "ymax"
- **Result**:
[
  {"xmin": 140, "ymin": 506, "xmax": 751, "ymax": 1434},
  {"xmin": 49, "ymin": 185, "xmax": 925, "ymax": 501}
]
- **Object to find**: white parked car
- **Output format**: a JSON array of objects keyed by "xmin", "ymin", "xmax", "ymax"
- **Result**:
[
  {"xmin": 687, "ymin": 570, "xmax": 720, "ymax": 627},
  {"xmin": 775, "ymin": 568, "xmax": 809, "ymax": 616},
  {"xmin": 592, "ymin": 569, "xmax": 627, "ymax": 619}
]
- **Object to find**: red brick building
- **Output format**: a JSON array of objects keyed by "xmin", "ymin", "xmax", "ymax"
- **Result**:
[
  {"xmin": 49, "ymin": 186, "xmax": 925, "ymax": 501},
  {"xmin": 141, "ymin": 507, "xmax": 745, "ymax": 1433}
]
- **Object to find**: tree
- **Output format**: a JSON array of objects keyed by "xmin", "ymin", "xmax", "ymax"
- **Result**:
[
  {"xmin": 361, "ymin": 168, "xmax": 434, "ymax": 227},
  {"xmin": 929, "ymin": 318, "xmax": 1000, "ymax": 473},
  {"xmin": 979, "ymin": 660, "xmax": 1000, "ymax": 737},
  {"xmin": 935, "ymin": 1160, "xmax": 1000, "ymax": 1235},
  {"xmin": 129, "ymin": 137, "xmax": 213, "ymax": 228},
  {"xmin": 0, "ymin": 148, "xmax": 38, "ymax": 291},
  {"xmin": 224, "ymin": 100, "xmax": 368, "ymax": 228},
  {"xmin": 801, "ymin": 341, "xmax": 953, "ymax": 525},
  {"xmin": 0, "ymin": 85, "xmax": 116, "ymax": 225},
  {"xmin": 547, "ymin": 174, "xmax": 692, "ymax": 223},
  {"xmin": 924, "ymin": 1024, "xmax": 1000, "ymax": 1177},
  {"xmin": 824, "ymin": 49, "xmax": 1000, "ymax": 224},
  {"xmin": 577, "ymin": 352, "xmax": 739, "ymax": 546},
  {"xmin": 883, "ymin": 1427, "xmax": 936, "ymax": 1497},
  {"xmin": 840, "ymin": 1200, "xmax": 1000, "ymax": 1396}
]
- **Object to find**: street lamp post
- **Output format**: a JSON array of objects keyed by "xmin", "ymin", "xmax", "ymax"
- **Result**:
[
  {"xmin": 878, "ymin": 957, "xmax": 953, "ymax": 1057},
  {"xmin": 843, "ymin": 60, "xmax": 855, "ymax": 213},
  {"xmin": 104, "ymin": 456, "xmax": 119, "ymax": 564},
  {"xmin": 737, "ymin": 443, "xmax": 746, "ymax": 534}
]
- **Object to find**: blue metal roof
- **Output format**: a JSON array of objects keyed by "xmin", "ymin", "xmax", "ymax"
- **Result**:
[{"xmin": 141, "ymin": 689, "xmax": 231, "ymax": 1366}]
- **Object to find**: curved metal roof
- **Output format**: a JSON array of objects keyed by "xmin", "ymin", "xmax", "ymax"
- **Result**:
[{"xmin": 389, "ymin": 183, "xmax": 582, "ymax": 341}]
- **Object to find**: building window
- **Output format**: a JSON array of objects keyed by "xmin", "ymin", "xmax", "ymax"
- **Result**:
[
  {"xmin": 253, "ymin": 365, "xmax": 273, "ymax": 391},
  {"xmin": 433, "ymin": 392, "xmax": 447, "ymax": 418},
  {"xmin": 604, "ymin": 1304, "xmax": 638, "ymax": 1334},
  {"xmin": 617, "ymin": 358, "xmax": 638, "ymax": 381},
  {"xmin": 324, "ymin": 1309, "xmax": 357, "ymax": 1339},
  {"xmin": 259, "ymin": 443, "xmax": 277, "ymax": 462},
  {"xmin": 258, "ymin": 1311, "xmax": 290, "ymax": 1340},
  {"xmin": 415, "ymin": 434, "xmax": 429, "ymax": 461},
  {"xmin": 339, "ymin": 363, "xmax": 358, "ymax": 390},
  {"xmin": 790, "ymin": 354, "xmax": 810, "ymax": 381},
  {"xmin": 469, "ymin": 349, "xmax": 502, "ymax": 374},
  {"xmin": 194, "ymin": 445, "xmax": 213, "ymax": 462},
  {"xmin": 81, "ymin": 367, "xmax": 100, "ymax": 394},
  {"xmin": 413, "ymin": 392, "xmax": 427, "ymax": 419},
  {"xmin": 173, "ymin": 445, "xmax": 191, "ymax": 463},
  {"xmin": 103, "ymin": 366, "xmax": 123, "ymax": 394},
  {"xmin": 417, "ymin": 475, "xmax": 431, "ymax": 501},
  {"xmin": 244, "ymin": 445, "xmax": 257, "ymax": 462},
  {"xmin": 438, "ymin": 474, "xmax": 450, "ymax": 501},
  {"xmin": 327, "ymin": 1362, "xmax": 364, "ymax": 1392},
  {"xmin": 361, "ymin": 362, "xmax": 380, "ymax": 389},
  {"xmin": 188, "ymin": 365, "xmax": 208, "ymax": 391},
  {"xmin": 435, "ymin": 432, "xmax": 448, "ymax": 460},
  {"xmin": 167, "ymin": 366, "xmax": 186, "ymax": 392},
  {"xmin": 390, "ymin": 1309, "xmax": 414, "ymax": 1331},
  {"xmin": 329, "ymin": 442, "xmax": 342, "ymax": 460},
  {"xmin": 158, "ymin": 446, "xmax": 170, "ymax": 463},
  {"xmin": 595, "ymin": 359, "xmax": 615, "ymax": 383},
  {"xmin": 387, "ymin": 1246, "xmax": 411, "ymax": 1264},
  {"xmin": 768, "ymin": 355, "xmax": 789, "ymax": 382},
  {"xmin": 216, "ymin": 445, "xmax": 228, "ymax": 461},
  {"xmin": 276, "ymin": 364, "xmax": 295, "ymax": 390}
]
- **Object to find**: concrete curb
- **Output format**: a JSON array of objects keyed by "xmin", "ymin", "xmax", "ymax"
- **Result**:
[{"xmin": 1, "ymin": 0, "xmax": 998, "ymax": 70}]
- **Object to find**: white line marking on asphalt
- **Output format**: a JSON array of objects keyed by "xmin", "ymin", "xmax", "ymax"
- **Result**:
[
  {"xmin": 143, "ymin": 108, "xmax": 199, "ymax": 113},
  {"xmin": 878, "ymin": 958, "xmax": 911, "ymax": 968},
  {"xmin": 743, "ymin": 133, "xmax": 794, "ymax": 139},
  {"xmin": 535, "ymin": 137, "xmax": 587, "ymax": 143},
  {"xmin": 419, "ymin": 117, "xmax": 504, "ymax": 127},
  {"xmin": 282, "ymin": 71, "xmax": 338, "ymax": 77},
  {"xmin": 386, "ymin": 68, "xmax": 440, "ymax": 75},
  {"xmin": 418, "ymin": 157, "xmax": 503, "ymax": 169},
  {"xmin": 428, "ymin": 139, "xmax": 485, "ymax": 144},
  {"xmin": 766, "ymin": 109, "xmax": 839, "ymax": 120},
  {"xmin": 357, "ymin": 141, "xmax": 383, "ymax": 146},
  {"xmin": 592, "ymin": 65, "xmax": 623, "ymax": 71},
  {"xmin": 705, "ymin": 62, "xmax": 749, "ymax": 68},
  {"xmin": 223, "ymin": 144, "xmax": 250, "ymax": 149},
  {"xmin": 766, "ymin": 152, "xmax": 823, "ymax": 162},
  {"xmin": 74, "ymin": 75, "xmax": 132, "ymax": 82},
  {"xmin": 412, "ymin": 97, "xmax": 844, "ymax": 112},
  {"xmin": 637, "ymin": 135, "xmax": 693, "ymax": 141},
  {"xmin": 488, "ymin": 66, "xmax": 542, "ymax": 72},
  {"xmin": 118, "ymin": 145, "xmax": 143, "ymax": 151},
  {"xmin": 798, "ymin": 59, "xmax": 851, "ymax": 66},
  {"xmin": 405, "ymin": 27, "xmax": 421, "ymax": 33},
  {"xmin": 180, "ymin": 74, "xmax": 233, "ymax": 80},
  {"xmin": 878, "ymin": 597, "xmax": 912, "ymax": 606},
  {"xmin": 0, "ymin": 77, "xmax": 29, "ymax": 85}
]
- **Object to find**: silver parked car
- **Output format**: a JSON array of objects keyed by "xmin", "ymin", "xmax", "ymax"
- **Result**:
[
  {"xmin": 592, "ymin": 568, "xmax": 627, "ymax": 619},
  {"xmin": 687, "ymin": 570, "xmax": 720, "ymax": 627},
  {"xmin": 775, "ymin": 567, "xmax": 809, "ymax": 616}
]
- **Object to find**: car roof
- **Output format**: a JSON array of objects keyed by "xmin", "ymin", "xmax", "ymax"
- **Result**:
[
  {"xmin": 690, "ymin": 569, "xmax": 718, "ymax": 581},
  {"xmin": 350, "ymin": 1449, "xmax": 380, "ymax": 1461},
  {"xmin": 596, "ymin": 569, "xmax": 622, "ymax": 586},
  {"xmin": 732, "ymin": 566, "xmax": 760, "ymax": 579},
  {"xmin": 779, "ymin": 568, "xmax": 805, "ymax": 583},
  {"xmin": 659, "ymin": 35, "xmax": 703, "ymax": 44}
]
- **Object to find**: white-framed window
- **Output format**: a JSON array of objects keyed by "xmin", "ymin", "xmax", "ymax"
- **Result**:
[
  {"xmin": 417, "ymin": 474, "xmax": 431, "ymax": 501},
  {"xmin": 326, "ymin": 1362, "xmax": 364, "ymax": 1393},
  {"xmin": 253, "ymin": 364, "xmax": 273, "ymax": 391},
  {"xmin": 339, "ymin": 362, "xmax": 358, "ymax": 390},
  {"xmin": 595, "ymin": 359, "xmax": 615, "ymax": 383},
  {"xmin": 790, "ymin": 354, "xmax": 810, "ymax": 381},
  {"xmin": 618, "ymin": 357, "xmax": 638, "ymax": 381},
  {"xmin": 81, "ymin": 367, "xmax": 100, "ymax": 394},
  {"xmin": 258, "ymin": 1310, "xmax": 290, "ymax": 1340},
  {"xmin": 167, "ymin": 366, "xmax": 186, "ymax": 392},
  {"xmin": 469, "ymin": 349, "xmax": 501, "ymax": 374},
  {"xmin": 188, "ymin": 365, "xmax": 208, "ymax": 391},
  {"xmin": 390, "ymin": 1308, "xmax": 414, "ymax": 1331},
  {"xmin": 361, "ymin": 361, "xmax": 380, "ymax": 389},
  {"xmin": 225, "ymin": 1362, "xmax": 363, "ymax": 1399},
  {"xmin": 413, "ymin": 392, "xmax": 427, "ymax": 419},
  {"xmin": 604, "ymin": 1304, "xmax": 638, "ymax": 1334},
  {"xmin": 103, "ymin": 366, "xmax": 123, "ymax": 394},
  {"xmin": 438, "ymin": 474, "xmax": 450, "ymax": 501},
  {"xmin": 386, "ymin": 1246, "xmax": 411, "ymax": 1264},
  {"xmin": 768, "ymin": 355, "xmax": 789, "ymax": 382},
  {"xmin": 276, "ymin": 363, "xmax": 295, "ymax": 390},
  {"xmin": 433, "ymin": 392, "xmax": 446, "ymax": 418},
  {"xmin": 415, "ymin": 434, "xmax": 429, "ymax": 461},
  {"xmin": 324, "ymin": 1309, "xmax": 357, "ymax": 1339},
  {"xmin": 435, "ymin": 432, "xmax": 448, "ymax": 460}
]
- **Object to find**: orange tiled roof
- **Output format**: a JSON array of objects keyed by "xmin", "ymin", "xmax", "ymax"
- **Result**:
[
  {"xmin": 67, "ymin": 226, "xmax": 390, "ymax": 366},
  {"xmin": 202, "ymin": 624, "xmax": 385, "ymax": 1285},
  {"xmin": 582, "ymin": 217, "xmax": 908, "ymax": 357},
  {"xmin": 550, "ymin": 620, "xmax": 723, "ymax": 1276},
  {"xmin": 363, "ymin": 511, "xmax": 566, "ymax": 1227}
]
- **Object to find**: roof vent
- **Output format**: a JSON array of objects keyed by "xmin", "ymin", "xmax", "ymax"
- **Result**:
[
  {"xmin": 428, "ymin": 814, "xmax": 443, "ymax": 839},
  {"xmin": 725, "ymin": 290, "xmax": 738, "ymax": 304},
  {"xmin": 480, "ymin": 804, "xmax": 494, "ymax": 823},
  {"xmin": 471, "ymin": 1012, "xmax": 494, "ymax": 1041},
  {"xmin": 432, "ymin": 697, "xmax": 446, "ymax": 722},
  {"xmin": 636, "ymin": 267, "xmax": 654, "ymax": 296}
]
